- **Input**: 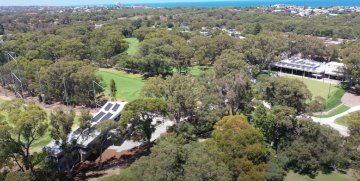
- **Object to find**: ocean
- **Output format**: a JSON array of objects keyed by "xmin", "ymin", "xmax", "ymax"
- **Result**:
[{"xmin": 122, "ymin": 0, "xmax": 360, "ymax": 8}]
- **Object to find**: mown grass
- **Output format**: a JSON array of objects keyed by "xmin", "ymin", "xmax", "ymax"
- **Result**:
[
  {"xmin": 285, "ymin": 76, "xmax": 346, "ymax": 111},
  {"xmin": 96, "ymin": 68, "xmax": 144, "ymax": 102},
  {"xmin": 317, "ymin": 104, "xmax": 350, "ymax": 118},
  {"xmin": 285, "ymin": 170, "xmax": 357, "ymax": 181},
  {"xmin": 125, "ymin": 38, "xmax": 139, "ymax": 56},
  {"xmin": 334, "ymin": 110, "xmax": 360, "ymax": 126}
]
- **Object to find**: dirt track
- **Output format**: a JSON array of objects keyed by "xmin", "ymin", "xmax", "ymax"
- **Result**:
[{"xmin": 0, "ymin": 86, "xmax": 98, "ymax": 115}]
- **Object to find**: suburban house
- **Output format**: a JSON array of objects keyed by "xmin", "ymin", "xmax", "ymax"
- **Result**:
[{"xmin": 43, "ymin": 101, "xmax": 127, "ymax": 171}]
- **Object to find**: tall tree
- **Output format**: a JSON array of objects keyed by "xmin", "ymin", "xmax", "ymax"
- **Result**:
[
  {"xmin": 344, "ymin": 111, "xmax": 360, "ymax": 177},
  {"xmin": 253, "ymin": 23, "xmax": 262, "ymax": 35},
  {"xmin": 262, "ymin": 77, "xmax": 312, "ymax": 113},
  {"xmin": 96, "ymin": 120, "xmax": 119, "ymax": 167},
  {"xmin": 0, "ymin": 24, "xmax": 4, "ymax": 35},
  {"xmin": 0, "ymin": 99, "xmax": 48, "ymax": 172},
  {"xmin": 210, "ymin": 115, "xmax": 269, "ymax": 181},
  {"xmin": 213, "ymin": 49, "xmax": 254, "ymax": 115},
  {"xmin": 110, "ymin": 79, "xmax": 117, "ymax": 100},
  {"xmin": 282, "ymin": 119, "xmax": 344, "ymax": 176},
  {"xmin": 120, "ymin": 98, "xmax": 167, "ymax": 149},
  {"xmin": 126, "ymin": 134, "xmax": 231, "ymax": 181},
  {"xmin": 343, "ymin": 53, "xmax": 360, "ymax": 89},
  {"xmin": 48, "ymin": 109, "xmax": 76, "ymax": 179}
]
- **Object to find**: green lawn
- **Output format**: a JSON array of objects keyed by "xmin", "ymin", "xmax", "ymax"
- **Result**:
[
  {"xmin": 31, "ymin": 116, "xmax": 81, "ymax": 148},
  {"xmin": 97, "ymin": 68, "xmax": 144, "ymax": 101},
  {"xmin": 335, "ymin": 110, "xmax": 360, "ymax": 126},
  {"xmin": 125, "ymin": 38, "xmax": 139, "ymax": 56},
  {"xmin": 285, "ymin": 76, "xmax": 346, "ymax": 111},
  {"xmin": 315, "ymin": 104, "xmax": 350, "ymax": 118},
  {"xmin": 285, "ymin": 170, "xmax": 357, "ymax": 181}
]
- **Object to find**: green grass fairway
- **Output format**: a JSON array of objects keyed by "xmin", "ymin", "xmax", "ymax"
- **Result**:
[
  {"xmin": 172, "ymin": 65, "xmax": 213, "ymax": 76},
  {"xmin": 97, "ymin": 68, "xmax": 144, "ymax": 101},
  {"xmin": 285, "ymin": 170, "xmax": 357, "ymax": 181},
  {"xmin": 125, "ymin": 38, "xmax": 139, "ymax": 56},
  {"xmin": 285, "ymin": 76, "xmax": 345, "ymax": 111}
]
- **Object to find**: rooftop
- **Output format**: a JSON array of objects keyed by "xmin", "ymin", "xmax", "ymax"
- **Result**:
[
  {"xmin": 271, "ymin": 57, "xmax": 344, "ymax": 76},
  {"xmin": 44, "ymin": 101, "xmax": 127, "ymax": 156}
]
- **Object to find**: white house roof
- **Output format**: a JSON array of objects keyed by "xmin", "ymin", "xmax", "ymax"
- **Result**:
[{"xmin": 272, "ymin": 57, "xmax": 344, "ymax": 76}]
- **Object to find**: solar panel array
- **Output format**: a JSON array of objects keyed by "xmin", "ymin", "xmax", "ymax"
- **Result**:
[
  {"xmin": 101, "ymin": 113, "xmax": 113, "ymax": 121},
  {"xmin": 93, "ymin": 112, "xmax": 105, "ymax": 122},
  {"xmin": 112, "ymin": 103, "xmax": 120, "ymax": 111},
  {"xmin": 92, "ymin": 102, "xmax": 124, "ymax": 123},
  {"xmin": 104, "ymin": 103, "xmax": 113, "ymax": 111},
  {"xmin": 273, "ymin": 57, "xmax": 325, "ymax": 74}
]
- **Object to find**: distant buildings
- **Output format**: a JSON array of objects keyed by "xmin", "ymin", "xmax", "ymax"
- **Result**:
[{"xmin": 265, "ymin": 4, "xmax": 360, "ymax": 17}]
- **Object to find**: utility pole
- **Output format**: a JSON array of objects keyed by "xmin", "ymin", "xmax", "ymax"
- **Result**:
[
  {"xmin": 0, "ymin": 74, "xmax": 7, "ymax": 96},
  {"xmin": 37, "ymin": 66, "xmax": 46, "ymax": 105},
  {"xmin": 63, "ymin": 78, "xmax": 69, "ymax": 107},
  {"xmin": 6, "ymin": 52, "xmax": 24, "ymax": 98}
]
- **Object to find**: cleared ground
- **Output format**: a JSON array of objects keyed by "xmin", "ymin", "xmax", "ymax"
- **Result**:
[
  {"xmin": 96, "ymin": 68, "xmax": 144, "ymax": 102},
  {"xmin": 285, "ymin": 170, "xmax": 357, "ymax": 181},
  {"xmin": 285, "ymin": 76, "xmax": 346, "ymax": 111},
  {"xmin": 124, "ymin": 38, "xmax": 139, "ymax": 56}
]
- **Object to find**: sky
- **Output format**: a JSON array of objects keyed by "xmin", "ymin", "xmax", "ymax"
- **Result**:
[{"xmin": 0, "ymin": 0, "xmax": 238, "ymax": 6}]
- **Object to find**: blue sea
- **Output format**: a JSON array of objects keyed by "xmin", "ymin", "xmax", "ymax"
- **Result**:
[{"xmin": 122, "ymin": 0, "xmax": 360, "ymax": 7}]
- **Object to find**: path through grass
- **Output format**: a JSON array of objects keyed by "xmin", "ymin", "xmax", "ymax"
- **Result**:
[
  {"xmin": 97, "ymin": 68, "xmax": 144, "ymax": 101},
  {"xmin": 316, "ymin": 104, "xmax": 350, "ymax": 118},
  {"xmin": 334, "ymin": 110, "xmax": 360, "ymax": 126}
]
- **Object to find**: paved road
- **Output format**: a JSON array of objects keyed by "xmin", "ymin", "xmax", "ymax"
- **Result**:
[{"xmin": 312, "ymin": 105, "xmax": 360, "ymax": 136}]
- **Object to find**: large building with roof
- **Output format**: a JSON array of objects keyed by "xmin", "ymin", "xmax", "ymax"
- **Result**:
[
  {"xmin": 271, "ymin": 57, "xmax": 344, "ymax": 79},
  {"xmin": 44, "ymin": 101, "xmax": 127, "ymax": 171}
]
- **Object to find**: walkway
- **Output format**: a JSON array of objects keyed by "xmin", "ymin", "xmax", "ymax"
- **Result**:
[{"xmin": 312, "ymin": 105, "xmax": 360, "ymax": 136}]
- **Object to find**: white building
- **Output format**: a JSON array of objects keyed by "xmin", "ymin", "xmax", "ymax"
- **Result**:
[{"xmin": 271, "ymin": 57, "xmax": 344, "ymax": 79}]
